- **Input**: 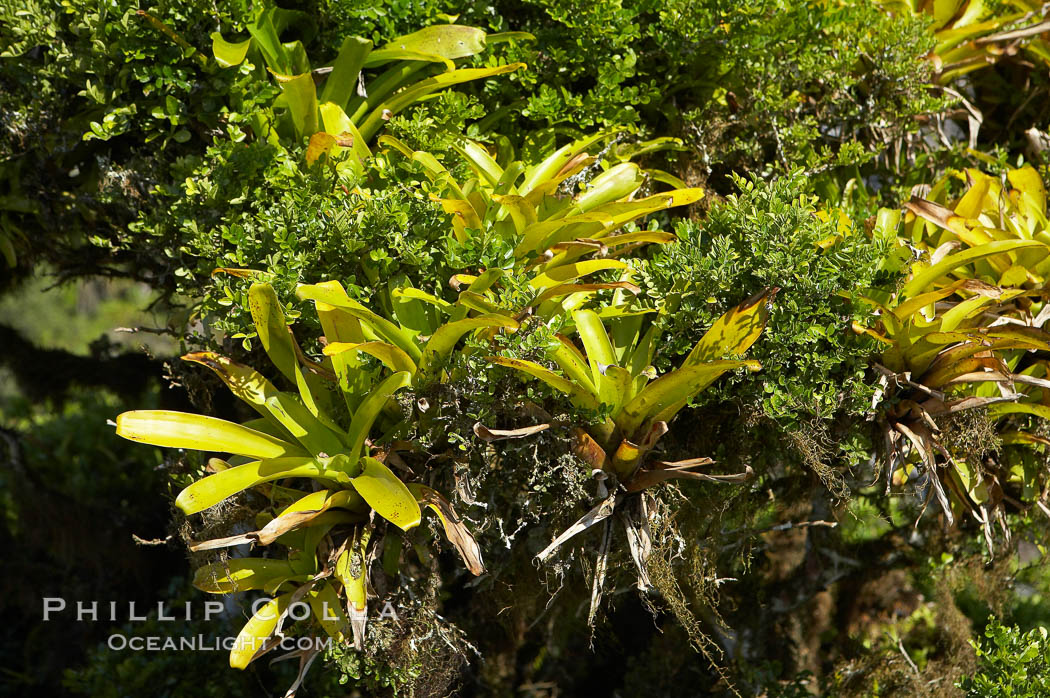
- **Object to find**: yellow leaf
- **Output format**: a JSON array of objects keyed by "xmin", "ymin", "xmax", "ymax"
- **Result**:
[
  {"xmin": 351, "ymin": 457, "xmax": 421, "ymax": 530},
  {"xmin": 306, "ymin": 132, "xmax": 337, "ymax": 166},
  {"xmin": 230, "ymin": 593, "xmax": 293, "ymax": 669}
]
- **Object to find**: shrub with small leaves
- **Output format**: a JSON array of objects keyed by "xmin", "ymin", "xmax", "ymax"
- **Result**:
[
  {"xmin": 960, "ymin": 617, "xmax": 1050, "ymax": 697},
  {"xmin": 640, "ymin": 173, "xmax": 892, "ymax": 449}
]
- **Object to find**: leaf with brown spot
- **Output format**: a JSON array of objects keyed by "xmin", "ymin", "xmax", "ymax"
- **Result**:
[
  {"xmin": 306, "ymin": 132, "xmax": 338, "ymax": 166},
  {"xmin": 572, "ymin": 427, "xmax": 609, "ymax": 470}
]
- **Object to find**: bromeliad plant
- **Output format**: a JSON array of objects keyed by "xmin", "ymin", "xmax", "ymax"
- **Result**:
[
  {"xmin": 894, "ymin": 166, "xmax": 1050, "ymax": 536},
  {"xmin": 380, "ymin": 130, "xmax": 703, "ymax": 266},
  {"xmin": 881, "ymin": 0, "xmax": 1050, "ymax": 82},
  {"xmin": 853, "ymin": 231, "xmax": 1050, "ymax": 543},
  {"xmin": 903, "ymin": 165, "xmax": 1050, "ymax": 290},
  {"xmin": 209, "ymin": 9, "xmax": 526, "ymax": 158},
  {"xmin": 114, "ymin": 282, "xmax": 491, "ymax": 687},
  {"xmin": 490, "ymin": 289, "xmax": 772, "ymax": 608},
  {"xmin": 377, "ymin": 130, "xmax": 705, "ymax": 327},
  {"xmin": 495, "ymin": 292, "xmax": 771, "ymax": 487}
]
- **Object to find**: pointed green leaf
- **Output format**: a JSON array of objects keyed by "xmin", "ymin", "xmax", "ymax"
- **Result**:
[
  {"xmin": 626, "ymin": 324, "xmax": 657, "ymax": 373},
  {"xmin": 116, "ymin": 410, "xmax": 306, "ymax": 460},
  {"xmin": 420, "ymin": 314, "xmax": 519, "ymax": 375},
  {"xmin": 455, "ymin": 291, "xmax": 505, "ymax": 315},
  {"xmin": 365, "ymin": 25, "xmax": 487, "ymax": 65},
  {"xmin": 346, "ymin": 371, "xmax": 412, "ymax": 463},
  {"xmin": 246, "ymin": 7, "xmax": 295, "ymax": 74},
  {"xmin": 618, "ymin": 361, "xmax": 761, "ymax": 438},
  {"xmin": 490, "ymin": 356, "xmax": 600, "ymax": 410},
  {"xmin": 175, "ymin": 456, "xmax": 342, "ymax": 515},
  {"xmin": 357, "ymin": 63, "xmax": 524, "ymax": 141},
  {"xmin": 453, "ymin": 139, "xmax": 503, "ymax": 186},
  {"xmin": 323, "ymin": 341, "xmax": 417, "ymax": 375},
  {"xmin": 182, "ymin": 352, "xmax": 345, "ymax": 456},
  {"xmin": 393, "ymin": 288, "xmax": 454, "ymax": 312},
  {"xmin": 529, "ymin": 259, "xmax": 629, "ymax": 290},
  {"xmin": 532, "ymin": 282, "xmax": 638, "ymax": 309},
  {"xmin": 551, "ymin": 334, "xmax": 598, "ymax": 393},
  {"xmin": 685, "ymin": 288, "xmax": 773, "ymax": 366},
  {"xmin": 273, "ymin": 71, "xmax": 318, "ymax": 139},
  {"xmin": 248, "ymin": 283, "xmax": 314, "ymax": 403},
  {"xmin": 320, "ymin": 36, "xmax": 373, "ymax": 110},
  {"xmin": 346, "ymin": 61, "xmax": 428, "ymax": 122}
]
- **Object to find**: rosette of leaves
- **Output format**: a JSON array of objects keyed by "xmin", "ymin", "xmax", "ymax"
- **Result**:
[
  {"xmin": 904, "ymin": 165, "xmax": 1050, "ymax": 290},
  {"xmin": 881, "ymin": 0, "xmax": 1050, "ymax": 82},
  {"xmin": 853, "ymin": 236, "xmax": 1050, "ymax": 545},
  {"xmin": 380, "ymin": 130, "xmax": 703, "ymax": 263},
  {"xmin": 489, "ymin": 289, "xmax": 771, "ymax": 616},
  {"xmin": 114, "ymin": 282, "xmax": 491, "ymax": 689},
  {"xmin": 376, "ymin": 130, "xmax": 705, "ymax": 330},
  {"xmin": 891, "ymin": 169, "xmax": 1050, "ymax": 543},
  {"xmin": 209, "ymin": 8, "xmax": 527, "ymax": 157}
]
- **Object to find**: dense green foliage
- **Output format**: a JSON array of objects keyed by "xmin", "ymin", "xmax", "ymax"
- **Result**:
[
  {"xmin": 642, "ymin": 174, "xmax": 890, "ymax": 439},
  {"xmin": 961, "ymin": 618, "xmax": 1050, "ymax": 697}
]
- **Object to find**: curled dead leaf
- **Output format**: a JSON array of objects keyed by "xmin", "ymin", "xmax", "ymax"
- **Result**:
[
  {"xmin": 535, "ymin": 494, "xmax": 620, "ymax": 563},
  {"xmin": 904, "ymin": 196, "xmax": 961, "ymax": 229},
  {"xmin": 472, "ymin": 421, "xmax": 550, "ymax": 442},
  {"xmin": 409, "ymin": 484, "xmax": 485, "ymax": 575},
  {"xmin": 626, "ymin": 462, "xmax": 751, "ymax": 492}
]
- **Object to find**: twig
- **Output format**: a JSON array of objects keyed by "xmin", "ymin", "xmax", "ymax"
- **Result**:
[
  {"xmin": 764, "ymin": 520, "xmax": 837, "ymax": 533},
  {"xmin": 722, "ymin": 519, "xmax": 837, "ymax": 537},
  {"xmin": 897, "ymin": 635, "xmax": 920, "ymax": 676},
  {"xmin": 136, "ymin": 10, "xmax": 208, "ymax": 68},
  {"xmin": 114, "ymin": 326, "xmax": 173, "ymax": 336},
  {"xmin": 132, "ymin": 534, "xmax": 172, "ymax": 546}
]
